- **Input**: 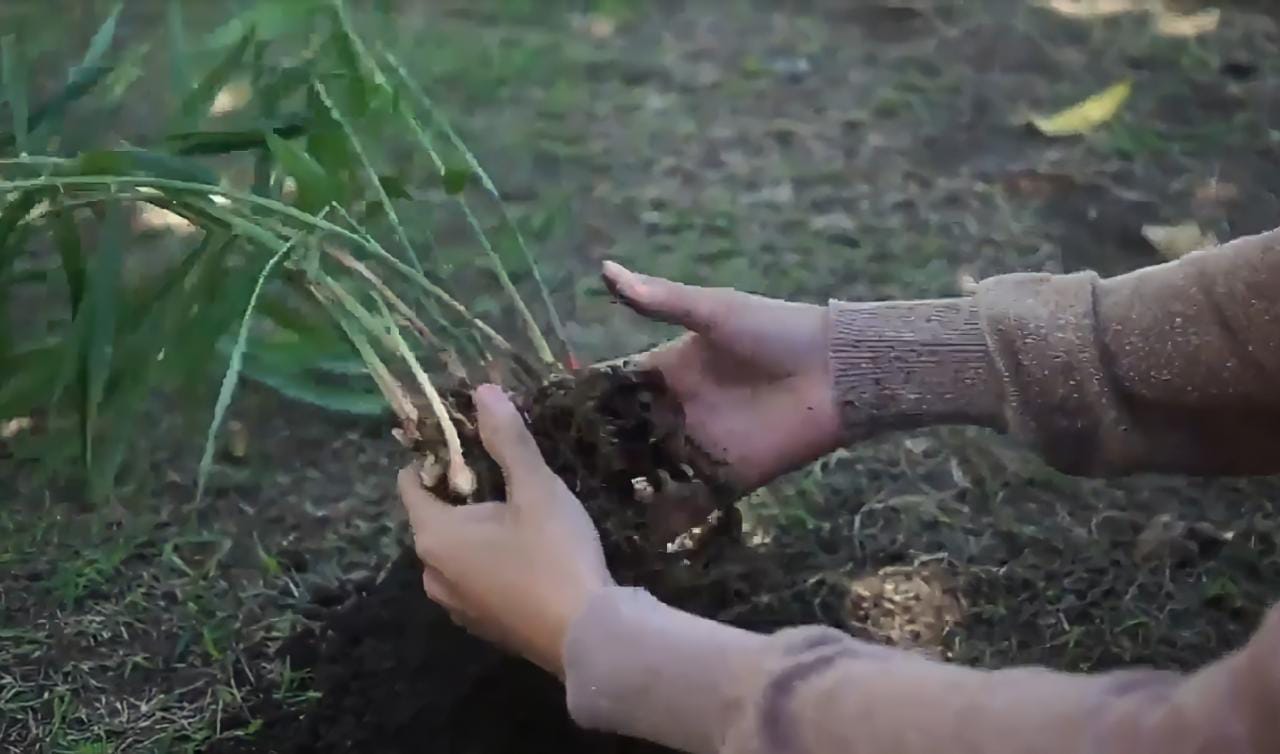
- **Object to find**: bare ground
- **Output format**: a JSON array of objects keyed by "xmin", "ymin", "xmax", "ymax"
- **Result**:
[{"xmin": 4, "ymin": 0, "xmax": 1280, "ymax": 751}]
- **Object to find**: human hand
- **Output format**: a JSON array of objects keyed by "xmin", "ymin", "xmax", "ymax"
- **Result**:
[
  {"xmin": 602, "ymin": 262, "xmax": 841, "ymax": 492},
  {"xmin": 397, "ymin": 384, "xmax": 614, "ymax": 678}
]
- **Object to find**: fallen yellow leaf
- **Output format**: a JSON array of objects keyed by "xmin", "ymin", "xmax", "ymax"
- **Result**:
[
  {"xmin": 1030, "ymin": 80, "xmax": 1132, "ymax": 137},
  {"xmin": 1141, "ymin": 222, "xmax": 1217, "ymax": 260}
]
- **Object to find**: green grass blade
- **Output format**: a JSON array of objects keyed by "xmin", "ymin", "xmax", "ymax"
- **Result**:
[
  {"xmin": 195, "ymin": 231, "xmax": 302, "ymax": 503},
  {"xmin": 1, "ymin": 36, "xmax": 30, "ymax": 153}
]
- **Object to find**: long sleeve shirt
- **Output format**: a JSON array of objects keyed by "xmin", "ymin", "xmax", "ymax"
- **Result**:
[{"xmin": 562, "ymin": 226, "xmax": 1280, "ymax": 754}]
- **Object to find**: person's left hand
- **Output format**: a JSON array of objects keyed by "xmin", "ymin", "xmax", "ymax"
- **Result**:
[{"xmin": 397, "ymin": 384, "xmax": 615, "ymax": 678}]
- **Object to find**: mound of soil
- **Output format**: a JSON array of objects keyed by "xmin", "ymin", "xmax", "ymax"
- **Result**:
[{"xmin": 207, "ymin": 366, "xmax": 758, "ymax": 754}]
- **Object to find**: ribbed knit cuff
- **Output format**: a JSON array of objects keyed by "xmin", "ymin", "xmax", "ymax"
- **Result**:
[{"xmin": 828, "ymin": 298, "xmax": 1003, "ymax": 440}]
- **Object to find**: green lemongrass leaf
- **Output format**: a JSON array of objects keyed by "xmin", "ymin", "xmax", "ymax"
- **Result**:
[
  {"xmin": 206, "ymin": 0, "xmax": 325, "ymax": 48},
  {"xmin": 82, "ymin": 206, "xmax": 126, "ymax": 480},
  {"xmin": 238, "ymin": 358, "xmax": 386, "ymax": 415},
  {"xmin": 266, "ymin": 131, "xmax": 335, "ymax": 213},
  {"xmin": 0, "ymin": 174, "xmax": 511, "ymax": 354},
  {"xmin": 75, "ymin": 3, "xmax": 123, "ymax": 84},
  {"xmin": 384, "ymin": 52, "xmax": 566, "ymax": 367},
  {"xmin": 238, "ymin": 329, "xmax": 364, "ymax": 376},
  {"xmin": 25, "ymin": 65, "xmax": 113, "ymax": 140},
  {"xmin": 101, "ymin": 41, "xmax": 151, "ymax": 105},
  {"xmin": 116, "ymin": 230, "xmax": 229, "ymax": 336},
  {"xmin": 327, "ymin": 202, "xmax": 482, "ymax": 364},
  {"xmin": 389, "ymin": 97, "xmax": 554, "ymax": 365},
  {"xmin": 0, "ymin": 189, "xmax": 44, "ymax": 272},
  {"xmin": 51, "ymin": 204, "xmax": 86, "ymax": 317},
  {"xmin": 166, "ymin": 119, "xmax": 308, "ymax": 156},
  {"xmin": 250, "ymin": 39, "xmax": 274, "ymax": 198},
  {"xmin": 254, "ymin": 284, "xmax": 347, "ymax": 348},
  {"xmin": 321, "ymin": 298, "xmax": 413, "ymax": 422},
  {"xmin": 196, "ymin": 229, "xmax": 305, "ymax": 503},
  {"xmin": 96, "ymin": 235, "xmax": 234, "ymax": 478},
  {"xmin": 87, "ymin": 247, "xmax": 224, "ymax": 499},
  {"xmin": 152, "ymin": 235, "xmax": 255, "ymax": 392},
  {"xmin": 76, "ymin": 148, "xmax": 220, "ymax": 185},
  {"xmin": 2, "ymin": 36, "xmax": 29, "ymax": 153},
  {"xmin": 167, "ymin": 0, "xmax": 191, "ymax": 97},
  {"xmin": 329, "ymin": 0, "xmax": 394, "ymax": 115},
  {"xmin": 11, "ymin": 2, "xmax": 123, "ymax": 153},
  {"xmin": 441, "ymin": 168, "xmax": 472, "ymax": 196},
  {"xmin": 176, "ymin": 29, "xmax": 255, "ymax": 130},
  {"xmin": 310, "ymin": 80, "xmax": 422, "ymax": 273},
  {"xmin": 257, "ymin": 63, "xmax": 312, "ymax": 115}
]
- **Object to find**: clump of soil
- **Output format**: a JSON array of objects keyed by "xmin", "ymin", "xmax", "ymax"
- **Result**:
[
  {"xmin": 424, "ymin": 365, "xmax": 744, "ymax": 594},
  {"xmin": 208, "ymin": 366, "xmax": 750, "ymax": 754}
]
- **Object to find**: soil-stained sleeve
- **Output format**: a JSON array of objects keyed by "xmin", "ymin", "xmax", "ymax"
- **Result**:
[
  {"xmin": 829, "ymin": 226, "xmax": 1280, "ymax": 477},
  {"xmin": 563, "ymin": 587, "xmax": 1280, "ymax": 754}
]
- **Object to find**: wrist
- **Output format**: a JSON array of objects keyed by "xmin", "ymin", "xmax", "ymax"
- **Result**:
[
  {"xmin": 547, "ymin": 575, "xmax": 615, "ymax": 679},
  {"xmin": 827, "ymin": 297, "xmax": 1003, "ymax": 440}
]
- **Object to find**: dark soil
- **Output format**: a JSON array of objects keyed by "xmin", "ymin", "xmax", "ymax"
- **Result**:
[
  {"xmin": 206, "ymin": 366, "xmax": 759, "ymax": 754},
  {"xmin": 208, "ymin": 548, "xmax": 671, "ymax": 754}
]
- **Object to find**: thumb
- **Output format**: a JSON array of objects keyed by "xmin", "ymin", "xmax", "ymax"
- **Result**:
[
  {"xmin": 602, "ymin": 261, "xmax": 724, "ymax": 334},
  {"xmin": 474, "ymin": 384, "xmax": 548, "ymax": 489}
]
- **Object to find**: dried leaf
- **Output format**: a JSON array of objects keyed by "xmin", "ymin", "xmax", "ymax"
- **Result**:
[
  {"xmin": 570, "ymin": 13, "xmax": 617, "ymax": 39},
  {"xmin": 1156, "ymin": 8, "xmax": 1220, "ymax": 38},
  {"xmin": 226, "ymin": 420, "xmax": 249, "ymax": 460},
  {"xmin": 1029, "ymin": 80, "xmax": 1132, "ymax": 137},
  {"xmin": 1141, "ymin": 222, "xmax": 1217, "ymax": 260},
  {"xmin": 1, "ymin": 416, "xmax": 33, "ymax": 439}
]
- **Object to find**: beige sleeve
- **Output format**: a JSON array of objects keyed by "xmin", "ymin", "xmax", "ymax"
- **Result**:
[
  {"xmin": 563, "ymin": 587, "xmax": 1280, "ymax": 754},
  {"xmin": 830, "ymin": 226, "xmax": 1280, "ymax": 476}
]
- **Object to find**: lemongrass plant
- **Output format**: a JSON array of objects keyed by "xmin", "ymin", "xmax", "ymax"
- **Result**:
[{"xmin": 0, "ymin": 0, "xmax": 572, "ymax": 502}]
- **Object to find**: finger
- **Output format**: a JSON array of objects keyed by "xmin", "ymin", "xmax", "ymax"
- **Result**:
[
  {"xmin": 421, "ymin": 566, "xmax": 460, "ymax": 609},
  {"xmin": 602, "ymin": 261, "xmax": 724, "ymax": 333},
  {"xmin": 398, "ymin": 465, "xmax": 455, "ymax": 556},
  {"xmin": 474, "ymin": 384, "xmax": 549, "ymax": 489}
]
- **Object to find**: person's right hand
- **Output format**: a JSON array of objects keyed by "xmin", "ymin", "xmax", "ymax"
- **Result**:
[{"xmin": 602, "ymin": 262, "xmax": 843, "ymax": 495}]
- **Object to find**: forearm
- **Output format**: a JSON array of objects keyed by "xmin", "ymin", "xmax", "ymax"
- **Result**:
[
  {"xmin": 564, "ymin": 587, "xmax": 1280, "ymax": 754},
  {"xmin": 829, "ymin": 227, "xmax": 1280, "ymax": 476}
]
